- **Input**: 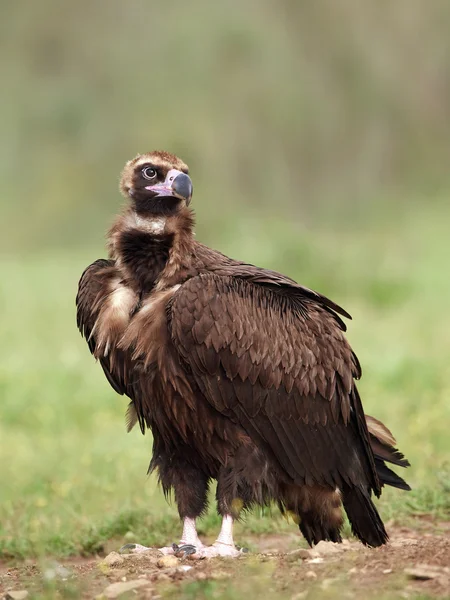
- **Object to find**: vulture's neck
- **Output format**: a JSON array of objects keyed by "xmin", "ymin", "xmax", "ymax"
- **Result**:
[{"xmin": 108, "ymin": 206, "xmax": 196, "ymax": 294}]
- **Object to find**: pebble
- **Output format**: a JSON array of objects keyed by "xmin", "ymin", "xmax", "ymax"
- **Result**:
[
  {"xmin": 178, "ymin": 565, "xmax": 193, "ymax": 572},
  {"xmin": 4, "ymin": 592, "xmax": 29, "ymax": 600},
  {"xmin": 314, "ymin": 541, "xmax": 342, "ymax": 555},
  {"xmin": 287, "ymin": 549, "xmax": 312, "ymax": 562},
  {"xmin": 101, "ymin": 552, "xmax": 125, "ymax": 568},
  {"xmin": 306, "ymin": 557, "xmax": 324, "ymax": 564},
  {"xmin": 100, "ymin": 579, "xmax": 151, "ymax": 598},
  {"xmin": 157, "ymin": 555, "xmax": 179, "ymax": 569}
]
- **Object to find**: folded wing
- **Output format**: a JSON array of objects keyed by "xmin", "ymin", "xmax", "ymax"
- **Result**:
[{"xmin": 169, "ymin": 273, "xmax": 380, "ymax": 494}]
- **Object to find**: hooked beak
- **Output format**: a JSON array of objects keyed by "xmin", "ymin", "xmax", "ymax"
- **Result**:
[{"xmin": 145, "ymin": 169, "xmax": 193, "ymax": 204}]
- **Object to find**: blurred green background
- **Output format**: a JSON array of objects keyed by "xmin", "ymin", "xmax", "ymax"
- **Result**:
[{"xmin": 1, "ymin": 0, "xmax": 449, "ymax": 560}]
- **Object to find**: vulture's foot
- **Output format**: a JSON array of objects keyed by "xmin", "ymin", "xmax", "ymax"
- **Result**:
[
  {"xmin": 195, "ymin": 542, "xmax": 244, "ymax": 558},
  {"xmin": 119, "ymin": 515, "xmax": 244, "ymax": 559}
]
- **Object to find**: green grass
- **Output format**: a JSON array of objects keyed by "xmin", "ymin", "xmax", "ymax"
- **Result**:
[{"xmin": 1, "ymin": 203, "xmax": 449, "ymax": 561}]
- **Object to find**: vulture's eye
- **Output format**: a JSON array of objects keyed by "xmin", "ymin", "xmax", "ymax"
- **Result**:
[{"xmin": 142, "ymin": 167, "xmax": 157, "ymax": 180}]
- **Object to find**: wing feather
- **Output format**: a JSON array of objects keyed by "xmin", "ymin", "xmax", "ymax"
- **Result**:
[
  {"xmin": 169, "ymin": 273, "xmax": 380, "ymax": 493},
  {"xmin": 76, "ymin": 260, "xmax": 141, "ymax": 426}
]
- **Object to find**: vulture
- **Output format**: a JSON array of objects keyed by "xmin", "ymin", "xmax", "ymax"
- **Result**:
[{"xmin": 76, "ymin": 150, "xmax": 410, "ymax": 558}]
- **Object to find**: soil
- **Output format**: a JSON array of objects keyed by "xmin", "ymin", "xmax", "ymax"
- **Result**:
[{"xmin": 1, "ymin": 521, "xmax": 449, "ymax": 599}]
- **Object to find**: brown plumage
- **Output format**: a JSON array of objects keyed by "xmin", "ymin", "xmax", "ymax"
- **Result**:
[{"xmin": 76, "ymin": 150, "xmax": 410, "ymax": 553}]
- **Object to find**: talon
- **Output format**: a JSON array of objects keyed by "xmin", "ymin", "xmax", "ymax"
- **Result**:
[
  {"xmin": 174, "ymin": 544, "xmax": 197, "ymax": 558},
  {"xmin": 119, "ymin": 543, "xmax": 150, "ymax": 554}
]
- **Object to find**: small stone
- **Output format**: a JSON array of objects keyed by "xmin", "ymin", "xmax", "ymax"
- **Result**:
[
  {"xmin": 307, "ymin": 557, "xmax": 324, "ymax": 564},
  {"xmin": 101, "ymin": 552, "xmax": 125, "ymax": 568},
  {"xmin": 4, "ymin": 592, "xmax": 29, "ymax": 600},
  {"xmin": 102, "ymin": 579, "xmax": 150, "ymax": 598},
  {"xmin": 314, "ymin": 541, "xmax": 342, "ymax": 555},
  {"xmin": 383, "ymin": 569, "xmax": 392, "ymax": 574},
  {"xmin": 287, "ymin": 549, "xmax": 312, "ymax": 562},
  {"xmin": 178, "ymin": 565, "xmax": 193, "ymax": 572},
  {"xmin": 157, "ymin": 555, "xmax": 179, "ymax": 569},
  {"xmin": 305, "ymin": 571, "xmax": 317, "ymax": 579}
]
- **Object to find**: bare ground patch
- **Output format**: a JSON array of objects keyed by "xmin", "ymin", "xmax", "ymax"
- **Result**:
[{"xmin": 1, "ymin": 523, "xmax": 449, "ymax": 599}]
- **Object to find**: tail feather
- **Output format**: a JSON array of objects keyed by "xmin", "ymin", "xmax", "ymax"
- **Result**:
[
  {"xmin": 366, "ymin": 414, "xmax": 411, "ymax": 490},
  {"xmin": 342, "ymin": 486, "xmax": 388, "ymax": 547},
  {"xmin": 299, "ymin": 513, "xmax": 342, "ymax": 546},
  {"xmin": 375, "ymin": 458, "xmax": 411, "ymax": 491}
]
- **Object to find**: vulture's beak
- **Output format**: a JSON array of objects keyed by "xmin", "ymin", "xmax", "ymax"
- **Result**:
[{"xmin": 145, "ymin": 169, "xmax": 193, "ymax": 204}]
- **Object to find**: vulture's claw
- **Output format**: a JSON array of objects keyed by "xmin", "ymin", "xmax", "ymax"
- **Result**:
[{"xmin": 172, "ymin": 543, "xmax": 198, "ymax": 559}]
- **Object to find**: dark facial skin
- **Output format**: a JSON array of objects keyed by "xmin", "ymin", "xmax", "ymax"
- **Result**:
[{"xmin": 128, "ymin": 162, "xmax": 193, "ymax": 216}]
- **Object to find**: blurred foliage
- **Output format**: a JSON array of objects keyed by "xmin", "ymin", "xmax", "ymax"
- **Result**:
[{"xmin": 1, "ymin": 0, "xmax": 450, "ymax": 252}]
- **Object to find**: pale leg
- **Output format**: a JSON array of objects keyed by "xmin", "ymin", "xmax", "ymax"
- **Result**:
[
  {"xmin": 120, "ymin": 514, "xmax": 243, "ymax": 558},
  {"xmin": 215, "ymin": 514, "xmax": 235, "ymax": 547},
  {"xmin": 197, "ymin": 514, "xmax": 242, "ymax": 558},
  {"xmin": 180, "ymin": 516, "xmax": 204, "ymax": 547},
  {"xmin": 120, "ymin": 516, "xmax": 204, "ymax": 556}
]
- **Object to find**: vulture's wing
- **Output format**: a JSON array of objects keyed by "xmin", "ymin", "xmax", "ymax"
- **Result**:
[
  {"xmin": 77, "ymin": 259, "xmax": 144, "ymax": 432},
  {"xmin": 169, "ymin": 273, "xmax": 380, "ymax": 494},
  {"xmin": 76, "ymin": 259, "xmax": 131, "ymax": 399}
]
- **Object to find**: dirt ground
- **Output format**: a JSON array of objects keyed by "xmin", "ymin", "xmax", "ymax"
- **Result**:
[{"xmin": 1, "ymin": 522, "xmax": 449, "ymax": 599}]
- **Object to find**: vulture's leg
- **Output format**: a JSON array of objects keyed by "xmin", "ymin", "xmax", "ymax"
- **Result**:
[
  {"xmin": 196, "ymin": 514, "xmax": 242, "ymax": 558},
  {"xmin": 121, "ymin": 452, "xmax": 210, "ymax": 556},
  {"xmin": 174, "ymin": 514, "xmax": 242, "ymax": 559},
  {"xmin": 160, "ymin": 516, "xmax": 205, "ymax": 556}
]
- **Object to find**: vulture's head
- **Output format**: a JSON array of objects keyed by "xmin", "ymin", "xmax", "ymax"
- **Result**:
[{"xmin": 120, "ymin": 151, "xmax": 192, "ymax": 215}]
